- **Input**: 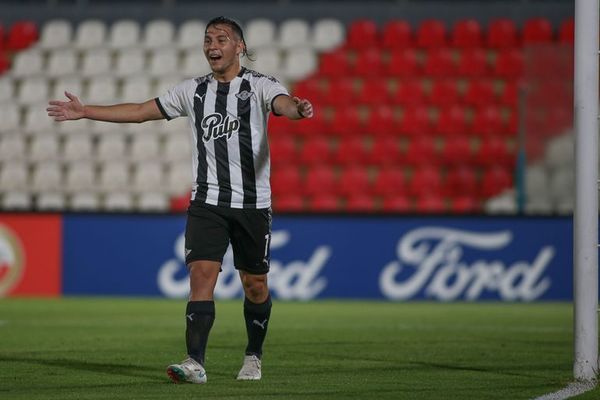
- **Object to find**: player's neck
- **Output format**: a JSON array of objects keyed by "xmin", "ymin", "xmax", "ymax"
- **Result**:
[{"xmin": 212, "ymin": 64, "xmax": 242, "ymax": 83}]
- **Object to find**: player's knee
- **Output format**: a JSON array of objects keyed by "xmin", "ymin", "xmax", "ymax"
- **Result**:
[{"xmin": 242, "ymin": 275, "xmax": 268, "ymax": 302}]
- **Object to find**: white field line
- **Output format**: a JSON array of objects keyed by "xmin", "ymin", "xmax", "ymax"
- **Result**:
[{"xmin": 532, "ymin": 381, "xmax": 596, "ymax": 400}]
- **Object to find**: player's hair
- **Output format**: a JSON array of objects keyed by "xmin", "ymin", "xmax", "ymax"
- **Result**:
[{"xmin": 205, "ymin": 16, "xmax": 254, "ymax": 61}]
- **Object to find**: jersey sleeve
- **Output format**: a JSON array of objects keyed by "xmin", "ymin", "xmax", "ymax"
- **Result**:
[
  {"xmin": 260, "ymin": 76, "xmax": 290, "ymax": 116},
  {"xmin": 155, "ymin": 80, "xmax": 194, "ymax": 120}
]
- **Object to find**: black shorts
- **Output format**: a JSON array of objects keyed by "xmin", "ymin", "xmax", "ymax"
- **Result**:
[{"xmin": 185, "ymin": 201, "xmax": 272, "ymax": 275}]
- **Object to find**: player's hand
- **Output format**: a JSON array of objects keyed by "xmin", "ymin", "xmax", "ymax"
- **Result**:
[
  {"xmin": 46, "ymin": 91, "xmax": 85, "ymax": 121},
  {"xmin": 292, "ymin": 96, "xmax": 313, "ymax": 119}
]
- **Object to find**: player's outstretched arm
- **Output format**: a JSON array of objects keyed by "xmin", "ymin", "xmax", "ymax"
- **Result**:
[
  {"xmin": 47, "ymin": 91, "xmax": 164, "ymax": 123},
  {"xmin": 273, "ymin": 95, "xmax": 313, "ymax": 120}
]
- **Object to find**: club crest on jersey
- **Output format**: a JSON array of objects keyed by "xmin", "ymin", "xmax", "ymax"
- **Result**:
[
  {"xmin": 201, "ymin": 113, "xmax": 240, "ymax": 142},
  {"xmin": 235, "ymin": 90, "xmax": 255, "ymax": 101}
]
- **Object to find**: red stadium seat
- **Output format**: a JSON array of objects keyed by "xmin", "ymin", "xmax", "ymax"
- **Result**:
[
  {"xmin": 365, "ymin": 106, "xmax": 397, "ymax": 137},
  {"xmin": 299, "ymin": 137, "xmax": 333, "ymax": 166},
  {"xmin": 294, "ymin": 79, "xmax": 324, "ymax": 105},
  {"xmin": 345, "ymin": 194, "xmax": 375, "ymax": 212},
  {"xmin": 304, "ymin": 166, "xmax": 338, "ymax": 196},
  {"xmin": 558, "ymin": 18, "xmax": 574, "ymax": 44},
  {"xmin": 392, "ymin": 80, "xmax": 426, "ymax": 106},
  {"xmin": 487, "ymin": 19, "xmax": 519, "ymax": 48},
  {"xmin": 475, "ymin": 137, "xmax": 514, "ymax": 168},
  {"xmin": 273, "ymin": 194, "xmax": 304, "ymax": 212},
  {"xmin": 356, "ymin": 79, "xmax": 390, "ymax": 106},
  {"xmin": 170, "ymin": 192, "xmax": 191, "ymax": 212},
  {"xmin": 381, "ymin": 20, "xmax": 413, "ymax": 49},
  {"xmin": 309, "ymin": 194, "xmax": 341, "ymax": 211},
  {"xmin": 398, "ymin": 105, "xmax": 432, "ymax": 137},
  {"xmin": 0, "ymin": 51, "xmax": 10, "ymax": 74},
  {"xmin": 451, "ymin": 19, "xmax": 483, "ymax": 48},
  {"xmin": 451, "ymin": 196, "xmax": 480, "ymax": 213},
  {"xmin": 338, "ymin": 166, "xmax": 371, "ymax": 197},
  {"xmin": 456, "ymin": 48, "xmax": 489, "ymax": 77},
  {"xmin": 334, "ymin": 137, "xmax": 370, "ymax": 165},
  {"xmin": 498, "ymin": 80, "xmax": 518, "ymax": 107},
  {"xmin": 330, "ymin": 106, "xmax": 364, "ymax": 137},
  {"xmin": 322, "ymin": 78, "xmax": 355, "ymax": 107},
  {"xmin": 270, "ymin": 136, "xmax": 297, "ymax": 168},
  {"xmin": 492, "ymin": 49, "xmax": 524, "ymax": 79},
  {"xmin": 7, "ymin": 20, "xmax": 38, "ymax": 50},
  {"xmin": 346, "ymin": 19, "xmax": 379, "ymax": 49},
  {"xmin": 480, "ymin": 166, "xmax": 513, "ymax": 198},
  {"xmin": 385, "ymin": 49, "xmax": 421, "ymax": 77},
  {"xmin": 435, "ymin": 105, "xmax": 468, "ymax": 136},
  {"xmin": 408, "ymin": 166, "xmax": 442, "ymax": 197},
  {"xmin": 372, "ymin": 167, "xmax": 406, "ymax": 197},
  {"xmin": 381, "ymin": 195, "xmax": 411, "ymax": 212},
  {"xmin": 444, "ymin": 166, "xmax": 477, "ymax": 196},
  {"xmin": 416, "ymin": 19, "xmax": 447, "ymax": 48},
  {"xmin": 0, "ymin": 25, "xmax": 5, "ymax": 51},
  {"xmin": 415, "ymin": 194, "xmax": 446, "ymax": 213},
  {"xmin": 523, "ymin": 18, "xmax": 554, "ymax": 45},
  {"xmin": 319, "ymin": 50, "xmax": 351, "ymax": 77},
  {"xmin": 423, "ymin": 48, "xmax": 457, "ymax": 77},
  {"xmin": 404, "ymin": 136, "xmax": 437, "ymax": 166},
  {"xmin": 353, "ymin": 49, "xmax": 384, "ymax": 77},
  {"xmin": 368, "ymin": 137, "xmax": 401, "ymax": 166},
  {"xmin": 294, "ymin": 111, "xmax": 328, "ymax": 137},
  {"xmin": 464, "ymin": 79, "xmax": 496, "ymax": 108},
  {"xmin": 471, "ymin": 105, "xmax": 504, "ymax": 137},
  {"xmin": 271, "ymin": 166, "xmax": 302, "ymax": 196},
  {"xmin": 269, "ymin": 114, "xmax": 296, "ymax": 135},
  {"xmin": 439, "ymin": 135, "xmax": 472, "ymax": 166},
  {"xmin": 428, "ymin": 79, "xmax": 461, "ymax": 107}
]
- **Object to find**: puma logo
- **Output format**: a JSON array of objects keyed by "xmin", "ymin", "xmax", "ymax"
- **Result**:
[
  {"xmin": 195, "ymin": 93, "xmax": 205, "ymax": 103},
  {"xmin": 252, "ymin": 319, "xmax": 268, "ymax": 329},
  {"xmin": 186, "ymin": 313, "xmax": 194, "ymax": 321}
]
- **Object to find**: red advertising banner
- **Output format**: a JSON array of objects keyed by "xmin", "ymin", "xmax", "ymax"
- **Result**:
[{"xmin": 0, "ymin": 214, "xmax": 62, "ymax": 297}]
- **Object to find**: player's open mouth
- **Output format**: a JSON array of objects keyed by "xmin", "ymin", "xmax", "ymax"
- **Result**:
[{"xmin": 209, "ymin": 54, "xmax": 222, "ymax": 61}]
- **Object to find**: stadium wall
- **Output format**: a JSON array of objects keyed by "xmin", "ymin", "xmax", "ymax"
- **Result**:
[{"xmin": 0, "ymin": 213, "xmax": 573, "ymax": 301}]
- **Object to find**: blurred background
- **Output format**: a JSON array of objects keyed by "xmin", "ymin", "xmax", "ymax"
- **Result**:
[{"xmin": 0, "ymin": 0, "xmax": 575, "ymax": 215}]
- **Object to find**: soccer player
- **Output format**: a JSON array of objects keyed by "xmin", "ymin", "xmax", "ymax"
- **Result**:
[{"xmin": 47, "ymin": 16, "xmax": 313, "ymax": 384}]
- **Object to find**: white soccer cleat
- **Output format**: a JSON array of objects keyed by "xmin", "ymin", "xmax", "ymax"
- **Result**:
[
  {"xmin": 236, "ymin": 354, "xmax": 262, "ymax": 380},
  {"xmin": 167, "ymin": 357, "xmax": 207, "ymax": 384}
]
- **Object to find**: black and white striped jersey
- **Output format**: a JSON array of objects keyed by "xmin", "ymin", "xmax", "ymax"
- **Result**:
[{"xmin": 155, "ymin": 67, "xmax": 289, "ymax": 209}]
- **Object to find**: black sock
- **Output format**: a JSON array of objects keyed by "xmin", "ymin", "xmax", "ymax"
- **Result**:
[
  {"xmin": 243, "ymin": 296, "xmax": 272, "ymax": 358},
  {"xmin": 185, "ymin": 301, "xmax": 215, "ymax": 365}
]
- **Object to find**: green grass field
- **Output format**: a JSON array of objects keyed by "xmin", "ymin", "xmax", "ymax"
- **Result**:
[{"xmin": 0, "ymin": 299, "xmax": 596, "ymax": 400}]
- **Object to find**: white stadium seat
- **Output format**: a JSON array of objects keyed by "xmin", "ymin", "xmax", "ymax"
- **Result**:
[
  {"xmin": 54, "ymin": 118, "xmax": 91, "ymax": 137},
  {"xmin": 63, "ymin": 135, "xmax": 94, "ymax": 162},
  {"xmin": 0, "ymin": 161, "xmax": 29, "ymax": 191},
  {"xmin": 148, "ymin": 48, "xmax": 179, "ymax": 78},
  {"xmin": 524, "ymin": 164, "xmax": 550, "ymax": 203},
  {"xmin": 180, "ymin": 50, "xmax": 211, "ymax": 78},
  {"xmin": 96, "ymin": 134, "xmax": 127, "ymax": 162},
  {"xmin": 37, "ymin": 192, "xmax": 66, "ymax": 210},
  {"xmin": 243, "ymin": 48, "xmax": 281, "ymax": 77},
  {"xmin": 18, "ymin": 77, "xmax": 50, "ymax": 105},
  {"xmin": 23, "ymin": 103, "xmax": 55, "ymax": 135},
  {"xmin": 80, "ymin": 49, "xmax": 112, "ymax": 77},
  {"xmin": 131, "ymin": 161, "xmax": 164, "ymax": 193},
  {"xmin": 70, "ymin": 192, "xmax": 101, "ymax": 211},
  {"xmin": 108, "ymin": 20, "xmax": 141, "ymax": 49},
  {"xmin": 155, "ymin": 75, "xmax": 185, "ymax": 96},
  {"xmin": 164, "ymin": 135, "xmax": 192, "ymax": 162},
  {"xmin": 144, "ymin": 19, "xmax": 176, "ymax": 49},
  {"xmin": 11, "ymin": 49, "xmax": 44, "ymax": 78},
  {"xmin": 31, "ymin": 161, "xmax": 63, "ymax": 191},
  {"xmin": 39, "ymin": 19, "xmax": 73, "ymax": 50},
  {"xmin": 177, "ymin": 20, "xmax": 206, "ymax": 50},
  {"xmin": 86, "ymin": 76, "xmax": 118, "ymax": 104},
  {"xmin": 484, "ymin": 190, "xmax": 517, "ymax": 214},
  {"xmin": 281, "ymin": 47, "xmax": 317, "ymax": 81},
  {"xmin": 549, "ymin": 167, "xmax": 574, "ymax": 203},
  {"xmin": 0, "ymin": 76, "xmax": 14, "ymax": 103},
  {"xmin": 0, "ymin": 102, "xmax": 21, "ymax": 133},
  {"xmin": 0, "ymin": 135, "xmax": 26, "ymax": 162},
  {"xmin": 98, "ymin": 161, "xmax": 130, "ymax": 191},
  {"xmin": 114, "ymin": 48, "xmax": 146, "ymax": 78},
  {"xmin": 312, "ymin": 19, "xmax": 345, "ymax": 51},
  {"xmin": 165, "ymin": 161, "xmax": 192, "ymax": 195},
  {"xmin": 129, "ymin": 135, "xmax": 161, "ymax": 162},
  {"xmin": 29, "ymin": 135, "xmax": 60, "ymax": 162},
  {"xmin": 103, "ymin": 191, "xmax": 134, "ymax": 211},
  {"xmin": 121, "ymin": 76, "xmax": 152, "ymax": 103},
  {"xmin": 51, "ymin": 76, "xmax": 84, "ymax": 100},
  {"xmin": 2, "ymin": 192, "xmax": 32, "ymax": 210},
  {"xmin": 137, "ymin": 192, "xmax": 169, "ymax": 211},
  {"xmin": 545, "ymin": 133, "xmax": 574, "ymax": 170},
  {"xmin": 278, "ymin": 19, "xmax": 311, "ymax": 49},
  {"xmin": 245, "ymin": 19, "xmax": 276, "ymax": 48},
  {"xmin": 65, "ymin": 161, "xmax": 96, "ymax": 192},
  {"xmin": 46, "ymin": 49, "xmax": 78, "ymax": 78},
  {"xmin": 74, "ymin": 20, "xmax": 107, "ymax": 50}
]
